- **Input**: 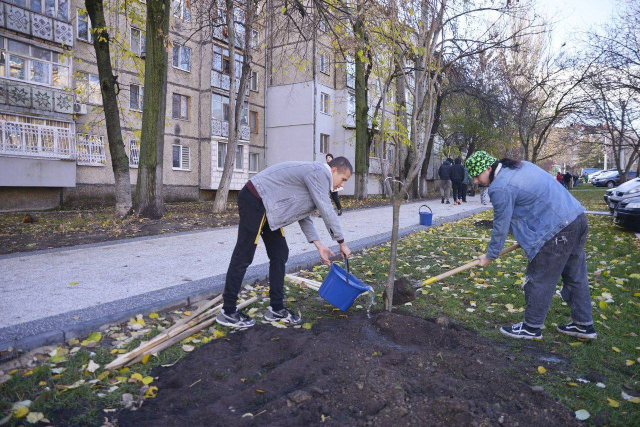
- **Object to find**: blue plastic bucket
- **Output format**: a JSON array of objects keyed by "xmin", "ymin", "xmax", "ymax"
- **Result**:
[
  {"xmin": 419, "ymin": 205, "xmax": 433, "ymax": 226},
  {"xmin": 318, "ymin": 263, "xmax": 371, "ymax": 311}
]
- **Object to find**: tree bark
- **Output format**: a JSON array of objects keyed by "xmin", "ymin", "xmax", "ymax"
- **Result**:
[
  {"xmin": 353, "ymin": 0, "xmax": 369, "ymax": 200},
  {"xmin": 213, "ymin": 0, "xmax": 254, "ymax": 213},
  {"xmin": 383, "ymin": 197, "xmax": 402, "ymax": 310},
  {"xmin": 134, "ymin": 0, "xmax": 171, "ymax": 219},
  {"xmin": 84, "ymin": 0, "xmax": 132, "ymax": 217}
]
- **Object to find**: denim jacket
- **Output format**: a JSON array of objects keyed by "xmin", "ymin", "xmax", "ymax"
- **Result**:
[
  {"xmin": 487, "ymin": 161, "xmax": 585, "ymax": 261},
  {"xmin": 250, "ymin": 161, "xmax": 344, "ymax": 243}
]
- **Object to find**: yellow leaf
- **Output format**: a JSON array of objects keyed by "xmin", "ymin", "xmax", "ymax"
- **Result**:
[
  {"xmin": 110, "ymin": 349, "xmax": 118, "ymax": 354},
  {"xmin": 97, "ymin": 372, "xmax": 109, "ymax": 381},
  {"xmin": 612, "ymin": 347, "xmax": 622, "ymax": 353},
  {"xmin": 213, "ymin": 329, "xmax": 226, "ymax": 339},
  {"xmin": 569, "ymin": 342, "xmax": 583, "ymax": 347},
  {"xmin": 302, "ymin": 323, "xmax": 313, "ymax": 329},
  {"xmin": 69, "ymin": 281, "xmax": 79, "ymax": 286},
  {"xmin": 634, "ymin": 293, "xmax": 640, "ymax": 297},
  {"xmin": 183, "ymin": 311, "xmax": 192, "ymax": 316},
  {"xmin": 141, "ymin": 376, "xmax": 154, "ymax": 385},
  {"xmin": 23, "ymin": 370, "xmax": 33, "ymax": 376},
  {"xmin": 148, "ymin": 312, "xmax": 159, "ymax": 319},
  {"xmin": 629, "ymin": 273, "xmax": 640, "ymax": 280},
  {"xmin": 255, "ymin": 389, "xmax": 265, "ymax": 393},
  {"xmin": 142, "ymin": 354, "xmax": 150, "ymax": 365},
  {"xmin": 144, "ymin": 386, "xmax": 158, "ymax": 398},
  {"xmin": 599, "ymin": 300, "xmax": 608, "ymax": 309},
  {"xmin": 39, "ymin": 381, "xmax": 47, "ymax": 386},
  {"xmin": 567, "ymin": 382, "xmax": 578, "ymax": 387},
  {"xmin": 607, "ymin": 397, "xmax": 620, "ymax": 408},
  {"xmin": 625, "ymin": 360, "xmax": 635, "ymax": 366},
  {"xmin": 537, "ymin": 366, "xmax": 547, "ymax": 374},
  {"xmin": 13, "ymin": 407, "xmax": 29, "ymax": 418},
  {"xmin": 130, "ymin": 373, "xmax": 143, "ymax": 382},
  {"xmin": 26, "ymin": 412, "xmax": 44, "ymax": 423},
  {"xmin": 82, "ymin": 332, "xmax": 102, "ymax": 346}
]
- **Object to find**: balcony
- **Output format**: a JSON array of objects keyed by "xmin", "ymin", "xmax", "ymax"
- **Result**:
[
  {"xmin": 211, "ymin": 119, "xmax": 249, "ymax": 141},
  {"xmin": 1, "ymin": 78, "xmax": 75, "ymax": 114},
  {"xmin": 0, "ymin": 120, "xmax": 75, "ymax": 159},
  {"xmin": 0, "ymin": 1, "xmax": 74, "ymax": 46}
]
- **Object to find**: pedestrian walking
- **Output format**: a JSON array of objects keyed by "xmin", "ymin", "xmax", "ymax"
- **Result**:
[
  {"xmin": 438, "ymin": 158, "xmax": 453, "ymax": 204},
  {"xmin": 466, "ymin": 151, "xmax": 596, "ymax": 340},
  {"xmin": 451, "ymin": 158, "xmax": 465, "ymax": 205},
  {"xmin": 462, "ymin": 165, "xmax": 473, "ymax": 202}
]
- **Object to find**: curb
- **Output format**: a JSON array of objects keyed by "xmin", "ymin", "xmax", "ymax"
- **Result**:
[{"xmin": 0, "ymin": 206, "xmax": 491, "ymax": 351}]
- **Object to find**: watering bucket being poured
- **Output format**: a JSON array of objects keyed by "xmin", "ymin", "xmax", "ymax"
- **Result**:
[{"xmin": 318, "ymin": 258, "xmax": 372, "ymax": 311}]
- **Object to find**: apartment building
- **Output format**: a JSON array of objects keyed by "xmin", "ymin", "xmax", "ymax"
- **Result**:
[{"xmin": 0, "ymin": 0, "xmax": 266, "ymax": 210}]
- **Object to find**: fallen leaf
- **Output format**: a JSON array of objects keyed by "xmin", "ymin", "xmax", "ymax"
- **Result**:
[
  {"xmin": 81, "ymin": 332, "xmax": 102, "ymax": 346},
  {"xmin": 182, "ymin": 344, "xmax": 195, "ymax": 352},
  {"xmin": 537, "ymin": 366, "xmax": 547, "ymax": 374},
  {"xmin": 599, "ymin": 301, "xmax": 608, "ymax": 309},
  {"xmin": 607, "ymin": 397, "xmax": 620, "ymax": 407},
  {"xmin": 141, "ymin": 376, "xmax": 154, "ymax": 385},
  {"xmin": 148, "ymin": 313, "xmax": 159, "ymax": 319},
  {"xmin": 621, "ymin": 392, "xmax": 640, "ymax": 404},
  {"xmin": 26, "ymin": 412, "xmax": 44, "ymax": 423},
  {"xmin": 130, "ymin": 373, "xmax": 143, "ymax": 382},
  {"xmin": 213, "ymin": 329, "xmax": 226, "ymax": 338},
  {"xmin": 13, "ymin": 407, "xmax": 29, "ymax": 418},
  {"xmin": 302, "ymin": 323, "xmax": 313, "ymax": 329},
  {"xmin": 612, "ymin": 346, "xmax": 622, "ymax": 353},
  {"xmin": 625, "ymin": 360, "xmax": 635, "ymax": 366},
  {"xmin": 86, "ymin": 360, "xmax": 100, "ymax": 373},
  {"xmin": 183, "ymin": 311, "xmax": 192, "ymax": 316},
  {"xmin": 575, "ymin": 409, "xmax": 590, "ymax": 420},
  {"xmin": 142, "ymin": 354, "xmax": 150, "ymax": 365},
  {"xmin": 144, "ymin": 386, "xmax": 158, "ymax": 398},
  {"xmin": 69, "ymin": 281, "xmax": 79, "ymax": 286},
  {"xmin": 255, "ymin": 389, "xmax": 265, "ymax": 393}
]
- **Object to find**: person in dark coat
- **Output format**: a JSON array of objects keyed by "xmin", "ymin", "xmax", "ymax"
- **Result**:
[
  {"xmin": 438, "ymin": 158, "xmax": 453, "ymax": 204},
  {"xmin": 450, "ymin": 157, "xmax": 466, "ymax": 205},
  {"xmin": 563, "ymin": 172, "xmax": 572, "ymax": 189}
]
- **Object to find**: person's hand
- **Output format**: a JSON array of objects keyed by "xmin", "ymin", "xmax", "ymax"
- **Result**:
[
  {"xmin": 314, "ymin": 242, "xmax": 335, "ymax": 266},
  {"xmin": 339, "ymin": 242, "xmax": 351, "ymax": 258},
  {"xmin": 477, "ymin": 254, "xmax": 493, "ymax": 267}
]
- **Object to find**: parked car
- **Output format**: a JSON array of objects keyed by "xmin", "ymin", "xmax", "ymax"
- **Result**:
[
  {"xmin": 592, "ymin": 170, "xmax": 638, "ymax": 188},
  {"xmin": 582, "ymin": 168, "xmax": 601, "ymax": 177},
  {"xmin": 589, "ymin": 169, "xmax": 615, "ymax": 183},
  {"xmin": 604, "ymin": 188, "xmax": 614, "ymax": 207},
  {"xmin": 607, "ymin": 178, "xmax": 640, "ymax": 212},
  {"xmin": 613, "ymin": 196, "xmax": 640, "ymax": 232}
]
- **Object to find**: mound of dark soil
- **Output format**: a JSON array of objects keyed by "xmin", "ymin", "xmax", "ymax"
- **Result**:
[
  {"xmin": 117, "ymin": 312, "xmax": 576, "ymax": 426},
  {"xmin": 383, "ymin": 277, "xmax": 417, "ymax": 305},
  {"xmin": 474, "ymin": 219, "xmax": 494, "ymax": 229}
]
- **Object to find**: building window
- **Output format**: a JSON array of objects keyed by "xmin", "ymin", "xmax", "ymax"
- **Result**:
[
  {"xmin": 320, "ymin": 92, "xmax": 330, "ymax": 115},
  {"xmin": 29, "ymin": 0, "xmax": 69, "ymax": 21},
  {"xmin": 249, "ymin": 152, "xmax": 258, "ymax": 173},
  {"xmin": 217, "ymin": 142, "xmax": 226, "ymax": 169},
  {"xmin": 211, "ymin": 93, "xmax": 230, "ymax": 121},
  {"xmin": 0, "ymin": 38, "xmax": 69, "ymax": 88},
  {"xmin": 129, "ymin": 139, "xmax": 140, "ymax": 168},
  {"xmin": 235, "ymin": 144, "xmax": 243, "ymax": 170},
  {"xmin": 130, "ymin": 84, "xmax": 143, "ymax": 111},
  {"xmin": 319, "ymin": 51, "xmax": 330, "ymax": 75},
  {"xmin": 172, "ymin": 0, "xmax": 191, "ymax": 21},
  {"xmin": 172, "ymin": 144, "xmax": 190, "ymax": 170},
  {"xmin": 172, "ymin": 43, "xmax": 191, "ymax": 72},
  {"xmin": 320, "ymin": 133, "xmax": 330, "ymax": 154},
  {"xmin": 347, "ymin": 92, "xmax": 355, "ymax": 120},
  {"xmin": 249, "ymin": 111, "xmax": 258, "ymax": 133},
  {"xmin": 172, "ymin": 93, "xmax": 190, "ymax": 120},
  {"xmin": 251, "ymin": 29, "xmax": 259, "ymax": 48},
  {"xmin": 130, "ymin": 27, "xmax": 146, "ymax": 56},
  {"xmin": 77, "ymin": 9, "xmax": 92, "ymax": 43},
  {"xmin": 346, "ymin": 55, "xmax": 355, "ymax": 88},
  {"xmin": 250, "ymin": 70, "xmax": 258, "ymax": 91},
  {"xmin": 76, "ymin": 72, "xmax": 101, "ymax": 105}
]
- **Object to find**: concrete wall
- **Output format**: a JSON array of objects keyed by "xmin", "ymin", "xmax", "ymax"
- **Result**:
[
  {"xmin": 0, "ymin": 187, "xmax": 60, "ymax": 211},
  {"xmin": 0, "ymin": 157, "xmax": 76, "ymax": 187}
]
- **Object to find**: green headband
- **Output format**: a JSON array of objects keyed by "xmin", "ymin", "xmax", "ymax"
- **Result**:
[{"xmin": 465, "ymin": 151, "xmax": 497, "ymax": 177}]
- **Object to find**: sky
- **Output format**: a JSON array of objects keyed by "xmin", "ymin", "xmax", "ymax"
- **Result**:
[{"xmin": 535, "ymin": 0, "xmax": 618, "ymax": 54}]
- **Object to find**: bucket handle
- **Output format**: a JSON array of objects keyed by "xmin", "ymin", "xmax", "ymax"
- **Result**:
[
  {"xmin": 419, "ymin": 205, "xmax": 432, "ymax": 214},
  {"xmin": 344, "ymin": 256, "xmax": 350, "ymax": 287}
]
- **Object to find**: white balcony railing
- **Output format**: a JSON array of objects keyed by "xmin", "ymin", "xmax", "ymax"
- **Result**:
[
  {"xmin": 211, "ymin": 119, "xmax": 250, "ymax": 141},
  {"xmin": 76, "ymin": 135, "xmax": 106, "ymax": 166},
  {"xmin": 0, "ymin": 120, "xmax": 75, "ymax": 159}
]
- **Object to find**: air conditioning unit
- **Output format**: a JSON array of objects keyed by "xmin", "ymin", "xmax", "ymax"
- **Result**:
[{"xmin": 74, "ymin": 103, "xmax": 88, "ymax": 115}]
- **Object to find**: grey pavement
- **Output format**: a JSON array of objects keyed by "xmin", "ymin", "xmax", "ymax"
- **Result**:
[{"xmin": 0, "ymin": 194, "xmax": 489, "ymax": 350}]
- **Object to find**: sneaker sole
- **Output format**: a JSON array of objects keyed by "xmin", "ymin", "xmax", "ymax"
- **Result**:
[
  {"xmin": 500, "ymin": 328, "xmax": 542, "ymax": 340},
  {"xmin": 263, "ymin": 314, "xmax": 302, "ymax": 326},
  {"xmin": 556, "ymin": 328, "xmax": 597, "ymax": 340},
  {"xmin": 215, "ymin": 317, "xmax": 255, "ymax": 329}
]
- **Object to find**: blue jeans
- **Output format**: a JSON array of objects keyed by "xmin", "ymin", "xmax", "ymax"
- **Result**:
[{"xmin": 523, "ymin": 213, "xmax": 593, "ymax": 328}]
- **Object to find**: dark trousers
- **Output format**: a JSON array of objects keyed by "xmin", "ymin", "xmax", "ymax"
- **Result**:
[
  {"xmin": 451, "ymin": 180, "xmax": 463, "ymax": 201},
  {"xmin": 461, "ymin": 183, "xmax": 468, "ymax": 202},
  {"xmin": 523, "ymin": 213, "xmax": 593, "ymax": 328},
  {"xmin": 222, "ymin": 185, "xmax": 289, "ymax": 311},
  {"xmin": 330, "ymin": 191, "xmax": 342, "ymax": 210}
]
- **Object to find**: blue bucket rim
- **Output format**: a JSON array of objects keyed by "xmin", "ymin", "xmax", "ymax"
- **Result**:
[{"xmin": 328, "ymin": 263, "xmax": 369, "ymax": 292}]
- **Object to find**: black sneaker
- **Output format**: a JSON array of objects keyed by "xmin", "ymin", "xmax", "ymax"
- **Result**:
[
  {"xmin": 500, "ymin": 322, "xmax": 542, "ymax": 340},
  {"xmin": 557, "ymin": 322, "xmax": 597, "ymax": 339},
  {"xmin": 441, "ymin": 197, "xmax": 445, "ymax": 204},
  {"xmin": 338, "ymin": 209, "xmax": 342, "ymax": 216},
  {"xmin": 446, "ymin": 200, "xmax": 450, "ymax": 204},
  {"xmin": 215, "ymin": 309, "xmax": 256, "ymax": 329},
  {"xmin": 264, "ymin": 307, "xmax": 303, "ymax": 325}
]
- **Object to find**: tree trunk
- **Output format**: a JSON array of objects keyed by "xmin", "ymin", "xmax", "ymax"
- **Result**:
[
  {"xmin": 419, "ymin": 93, "xmax": 443, "ymax": 197},
  {"xmin": 85, "ymin": 0, "xmax": 132, "ymax": 217},
  {"xmin": 353, "ymin": 0, "xmax": 369, "ymax": 200},
  {"xmin": 384, "ymin": 197, "xmax": 402, "ymax": 310},
  {"xmin": 134, "ymin": 0, "xmax": 171, "ymax": 219},
  {"xmin": 213, "ymin": 0, "xmax": 254, "ymax": 213}
]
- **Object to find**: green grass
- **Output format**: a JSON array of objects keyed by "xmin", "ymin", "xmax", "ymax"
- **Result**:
[{"xmin": 570, "ymin": 186, "xmax": 609, "ymax": 211}]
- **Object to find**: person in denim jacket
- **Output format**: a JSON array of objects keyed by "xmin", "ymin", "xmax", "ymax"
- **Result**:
[{"xmin": 466, "ymin": 151, "xmax": 596, "ymax": 340}]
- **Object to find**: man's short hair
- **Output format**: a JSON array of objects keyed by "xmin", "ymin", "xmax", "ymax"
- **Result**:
[{"xmin": 328, "ymin": 156, "xmax": 353, "ymax": 174}]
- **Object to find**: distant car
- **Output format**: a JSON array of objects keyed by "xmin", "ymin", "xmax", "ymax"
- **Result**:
[
  {"xmin": 604, "ymin": 188, "xmax": 614, "ymax": 207},
  {"xmin": 582, "ymin": 168, "xmax": 601, "ymax": 177},
  {"xmin": 589, "ymin": 169, "xmax": 615, "ymax": 183},
  {"xmin": 607, "ymin": 178, "xmax": 640, "ymax": 212},
  {"xmin": 613, "ymin": 196, "xmax": 640, "ymax": 232},
  {"xmin": 592, "ymin": 170, "xmax": 638, "ymax": 188}
]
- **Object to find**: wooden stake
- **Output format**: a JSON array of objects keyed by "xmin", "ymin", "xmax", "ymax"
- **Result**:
[
  {"xmin": 422, "ymin": 243, "xmax": 521, "ymax": 286},
  {"xmin": 285, "ymin": 274, "xmax": 321, "ymax": 290}
]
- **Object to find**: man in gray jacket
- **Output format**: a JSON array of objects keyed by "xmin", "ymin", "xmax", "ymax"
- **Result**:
[{"xmin": 216, "ymin": 157, "xmax": 353, "ymax": 328}]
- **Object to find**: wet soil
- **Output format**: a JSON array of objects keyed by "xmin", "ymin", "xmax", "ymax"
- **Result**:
[
  {"xmin": 117, "ymin": 311, "xmax": 577, "ymax": 426},
  {"xmin": 384, "ymin": 277, "xmax": 417, "ymax": 305}
]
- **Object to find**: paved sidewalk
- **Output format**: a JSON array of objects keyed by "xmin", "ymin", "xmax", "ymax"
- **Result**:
[{"xmin": 0, "ymin": 195, "xmax": 489, "ymax": 350}]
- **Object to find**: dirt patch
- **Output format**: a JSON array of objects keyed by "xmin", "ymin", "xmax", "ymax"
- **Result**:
[
  {"xmin": 383, "ymin": 277, "xmax": 417, "ymax": 305},
  {"xmin": 474, "ymin": 219, "xmax": 494, "ymax": 229},
  {"xmin": 0, "ymin": 198, "xmax": 402, "ymax": 255},
  {"xmin": 117, "ymin": 312, "xmax": 577, "ymax": 426}
]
